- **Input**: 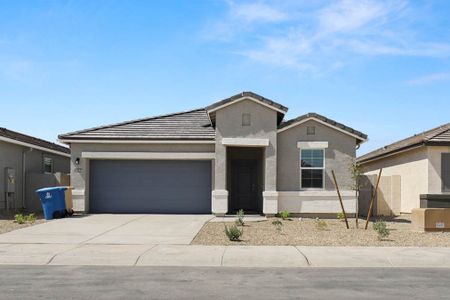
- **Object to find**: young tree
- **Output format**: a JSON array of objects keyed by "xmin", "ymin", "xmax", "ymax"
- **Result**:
[{"xmin": 349, "ymin": 159, "xmax": 365, "ymax": 228}]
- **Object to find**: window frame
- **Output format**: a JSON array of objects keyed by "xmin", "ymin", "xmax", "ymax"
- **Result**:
[
  {"xmin": 299, "ymin": 148, "xmax": 325, "ymax": 190},
  {"xmin": 43, "ymin": 156, "xmax": 54, "ymax": 174}
]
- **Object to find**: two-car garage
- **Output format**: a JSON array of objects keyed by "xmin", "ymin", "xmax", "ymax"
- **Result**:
[{"xmin": 89, "ymin": 160, "xmax": 212, "ymax": 214}]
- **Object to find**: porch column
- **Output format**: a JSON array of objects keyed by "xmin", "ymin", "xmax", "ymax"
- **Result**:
[
  {"xmin": 263, "ymin": 135, "xmax": 278, "ymax": 215},
  {"xmin": 212, "ymin": 142, "xmax": 228, "ymax": 215}
]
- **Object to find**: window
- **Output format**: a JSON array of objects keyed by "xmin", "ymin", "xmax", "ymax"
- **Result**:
[
  {"xmin": 43, "ymin": 157, "xmax": 53, "ymax": 174},
  {"xmin": 242, "ymin": 113, "xmax": 251, "ymax": 126},
  {"xmin": 442, "ymin": 153, "xmax": 450, "ymax": 193},
  {"xmin": 307, "ymin": 126, "xmax": 315, "ymax": 135},
  {"xmin": 300, "ymin": 149, "xmax": 324, "ymax": 188}
]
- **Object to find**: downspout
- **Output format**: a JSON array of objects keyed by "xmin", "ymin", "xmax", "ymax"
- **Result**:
[{"xmin": 22, "ymin": 147, "xmax": 33, "ymax": 209}]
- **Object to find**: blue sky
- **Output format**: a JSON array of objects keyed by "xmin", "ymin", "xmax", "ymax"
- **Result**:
[{"xmin": 1, "ymin": 0, "xmax": 449, "ymax": 155}]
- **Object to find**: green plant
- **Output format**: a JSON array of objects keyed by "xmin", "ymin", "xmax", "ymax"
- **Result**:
[
  {"xmin": 272, "ymin": 219, "xmax": 283, "ymax": 233},
  {"xmin": 337, "ymin": 212, "xmax": 345, "ymax": 221},
  {"xmin": 14, "ymin": 214, "xmax": 25, "ymax": 224},
  {"xmin": 224, "ymin": 225, "xmax": 243, "ymax": 241},
  {"xmin": 25, "ymin": 213, "xmax": 36, "ymax": 223},
  {"xmin": 279, "ymin": 210, "xmax": 290, "ymax": 220},
  {"xmin": 373, "ymin": 220, "xmax": 390, "ymax": 241},
  {"xmin": 315, "ymin": 217, "xmax": 328, "ymax": 230},
  {"xmin": 236, "ymin": 209, "xmax": 245, "ymax": 226}
]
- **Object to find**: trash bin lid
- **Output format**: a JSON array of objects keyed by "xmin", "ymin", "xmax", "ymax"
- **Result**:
[{"xmin": 36, "ymin": 186, "xmax": 67, "ymax": 193}]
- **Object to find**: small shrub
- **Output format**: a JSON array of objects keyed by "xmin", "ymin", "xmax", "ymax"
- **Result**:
[
  {"xmin": 25, "ymin": 213, "xmax": 36, "ymax": 223},
  {"xmin": 337, "ymin": 212, "xmax": 345, "ymax": 221},
  {"xmin": 373, "ymin": 220, "xmax": 390, "ymax": 241},
  {"xmin": 272, "ymin": 219, "xmax": 283, "ymax": 233},
  {"xmin": 279, "ymin": 210, "xmax": 290, "ymax": 220},
  {"xmin": 315, "ymin": 217, "xmax": 328, "ymax": 230},
  {"xmin": 225, "ymin": 225, "xmax": 243, "ymax": 241},
  {"xmin": 235, "ymin": 209, "xmax": 245, "ymax": 226},
  {"xmin": 14, "ymin": 214, "xmax": 25, "ymax": 224}
]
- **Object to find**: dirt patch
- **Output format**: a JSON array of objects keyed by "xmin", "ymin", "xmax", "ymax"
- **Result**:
[
  {"xmin": 0, "ymin": 212, "xmax": 45, "ymax": 235},
  {"xmin": 192, "ymin": 216, "xmax": 450, "ymax": 247}
]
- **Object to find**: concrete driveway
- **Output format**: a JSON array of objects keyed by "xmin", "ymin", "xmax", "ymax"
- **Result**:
[{"xmin": 0, "ymin": 214, "xmax": 213, "ymax": 245}]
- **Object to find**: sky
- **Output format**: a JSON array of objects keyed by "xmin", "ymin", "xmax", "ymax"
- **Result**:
[{"xmin": 0, "ymin": 0, "xmax": 449, "ymax": 155}]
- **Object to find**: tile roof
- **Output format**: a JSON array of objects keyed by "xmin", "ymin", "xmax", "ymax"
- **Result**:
[
  {"xmin": 58, "ymin": 109, "xmax": 215, "ymax": 140},
  {"xmin": 358, "ymin": 122, "xmax": 450, "ymax": 164},
  {"xmin": 0, "ymin": 127, "xmax": 70, "ymax": 154},
  {"xmin": 278, "ymin": 113, "xmax": 368, "ymax": 141},
  {"xmin": 206, "ymin": 91, "xmax": 289, "ymax": 113}
]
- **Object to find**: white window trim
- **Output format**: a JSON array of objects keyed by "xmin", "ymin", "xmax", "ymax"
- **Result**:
[
  {"xmin": 299, "ymin": 148, "xmax": 325, "ymax": 190},
  {"xmin": 297, "ymin": 141, "xmax": 328, "ymax": 149}
]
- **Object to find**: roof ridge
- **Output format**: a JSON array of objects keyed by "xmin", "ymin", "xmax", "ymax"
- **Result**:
[{"xmin": 59, "ymin": 108, "xmax": 207, "ymax": 138}]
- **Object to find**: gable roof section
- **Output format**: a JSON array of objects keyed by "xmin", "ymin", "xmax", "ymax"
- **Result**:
[
  {"xmin": 358, "ymin": 122, "xmax": 450, "ymax": 164},
  {"xmin": 0, "ymin": 127, "xmax": 70, "ymax": 156},
  {"xmin": 278, "ymin": 113, "xmax": 368, "ymax": 143},
  {"xmin": 58, "ymin": 109, "xmax": 215, "ymax": 141},
  {"xmin": 206, "ymin": 91, "xmax": 289, "ymax": 114},
  {"xmin": 206, "ymin": 91, "xmax": 288, "ymax": 125}
]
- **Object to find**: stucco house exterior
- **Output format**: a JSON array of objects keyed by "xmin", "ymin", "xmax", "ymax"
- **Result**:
[
  {"xmin": 1, "ymin": 128, "xmax": 70, "ymax": 211},
  {"xmin": 59, "ymin": 92, "xmax": 367, "ymax": 216},
  {"xmin": 358, "ymin": 123, "xmax": 450, "ymax": 215}
]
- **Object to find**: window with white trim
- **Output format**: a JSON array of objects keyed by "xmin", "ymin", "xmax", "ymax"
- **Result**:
[
  {"xmin": 43, "ymin": 157, "xmax": 53, "ymax": 174},
  {"xmin": 300, "ymin": 149, "xmax": 324, "ymax": 188}
]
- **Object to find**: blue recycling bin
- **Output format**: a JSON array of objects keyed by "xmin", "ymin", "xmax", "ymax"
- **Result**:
[{"xmin": 36, "ymin": 187, "xmax": 67, "ymax": 220}]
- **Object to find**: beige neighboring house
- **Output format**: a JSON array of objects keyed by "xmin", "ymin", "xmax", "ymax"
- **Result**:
[
  {"xmin": 358, "ymin": 123, "xmax": 450, "ymax": 215},
  {"xmin": 59, "ymin": 92, "xmax": 367, "ymax": 216}
]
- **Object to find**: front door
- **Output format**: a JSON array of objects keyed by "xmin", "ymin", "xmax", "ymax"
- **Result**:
[{"xmin": 230, "ymin": 159, "xmax": 258, "ymax": 212}]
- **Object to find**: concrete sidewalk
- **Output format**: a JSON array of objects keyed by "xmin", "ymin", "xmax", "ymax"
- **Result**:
[{"xmin": 1, "ymin": 244, "xmax": 450, "ymax": 268}]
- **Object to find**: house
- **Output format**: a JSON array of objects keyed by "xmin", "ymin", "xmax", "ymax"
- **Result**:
[
  {"xmin": 358, "ymin": 123, "xmax": 450, "ymax": 215},
  {"xmin": 0, "ymin": 128, "xmax": 70, "ymax": 211},
  {"xmin": 59, "ymin": 92, "xmax": 367, "ymax": 216}
]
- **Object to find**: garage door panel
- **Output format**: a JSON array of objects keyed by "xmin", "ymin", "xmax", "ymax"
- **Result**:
[{"xmin": 89, "ymin": 160, "xmax": 212, "ymax": 213}]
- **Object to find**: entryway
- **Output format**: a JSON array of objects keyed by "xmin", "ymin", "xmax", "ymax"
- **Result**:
[{"xmin": 227, "ymin": 147, "xmax": 263, "ymax": 214}]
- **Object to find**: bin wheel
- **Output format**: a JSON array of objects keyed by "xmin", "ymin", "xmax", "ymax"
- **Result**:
[{"xmin": 53, "ymin": 211, "xmax": 62, "ymax": 219}]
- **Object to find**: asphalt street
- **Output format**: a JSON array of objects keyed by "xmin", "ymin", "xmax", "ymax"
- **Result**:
[{"xmin": 0, "ymin": 266, "xmax": 449, "ymax": 299}]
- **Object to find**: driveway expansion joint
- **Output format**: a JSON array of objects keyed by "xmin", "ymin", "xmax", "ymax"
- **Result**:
[
  {"xmin": 133, "ymin": 245, "xmax": 157, "ymax": 266},
  {"xmin": 294, "ymin": 246, "xmax": 311, "ymax": 266}
]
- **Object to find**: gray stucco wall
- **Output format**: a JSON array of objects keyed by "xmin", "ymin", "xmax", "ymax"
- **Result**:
[
  {"xmin": 277, "ymin": 119, "xmax": 357, "ymax": 191},
  {"xmin": 214, "ymin": 99, "xmax": 278, "ymax": 191},
  {"xmin": 0, "ymin": 140, "xmax": 70, "ymax": 210},
  {"xmin": 69, "ymin": 143, "xmax": 215, "ymax": 212}
]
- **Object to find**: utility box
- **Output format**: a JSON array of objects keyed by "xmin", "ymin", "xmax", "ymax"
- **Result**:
[
  {"xmin": 4, "ymin": 168, "xmax": 16, "ymax": 193},
  {"xmin": 411, "ymin": 208, "xmax": 450, "ymax": 232}
]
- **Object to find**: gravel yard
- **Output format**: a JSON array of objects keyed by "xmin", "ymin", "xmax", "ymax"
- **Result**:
[
  {"xmin": 192, "ymin": 216, "xmax": 450, "ymax": 247},
  {"xmin": 0, "ymin": 212, "xmax": 45, "ymax": 235}
]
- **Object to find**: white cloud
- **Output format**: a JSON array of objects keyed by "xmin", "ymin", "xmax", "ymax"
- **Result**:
[
  {"xmin": 204, "ymin": 0, "xmax": 450, "ymax": 72},
  {"xmin": 231, "ymin": 2, "xmax": 288, "ymax": 23},
  {"xmin": 407, "ymin": 72, "xmax": 450, "ymax": 86}
]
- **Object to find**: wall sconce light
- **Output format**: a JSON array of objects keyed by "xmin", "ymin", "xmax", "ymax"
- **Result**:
[{"xmin": 75, "ymin": 158, "xmax": 80, "ymax": 165}]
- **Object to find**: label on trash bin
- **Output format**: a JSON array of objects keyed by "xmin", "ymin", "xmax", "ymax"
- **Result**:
[
  {"xmin": 45, "ymin": 192, "xmax": 52, "ymax": 199},
  {"xmin": 436, "ymin": 222, "xmax": 445, "ymax": 229}
]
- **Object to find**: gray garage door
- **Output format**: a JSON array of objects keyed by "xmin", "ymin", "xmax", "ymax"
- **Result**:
[{"xmin": 89, "ymin": 160, "xmax": 212, "ymax": 213}]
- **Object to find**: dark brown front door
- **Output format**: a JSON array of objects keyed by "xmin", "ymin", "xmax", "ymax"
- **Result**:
[{"xmin": 230, "ymin": 159, "xmax": 258, "ymax": 212}]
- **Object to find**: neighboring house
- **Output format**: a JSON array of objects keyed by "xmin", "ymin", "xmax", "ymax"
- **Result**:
[
  {"xmin": 0, "ymin": 128, "xmax": 70, "ymax": 211},
  {"xmin": 358, "ymin": 123, "xmax": 450, "ymax": 215},
  {"xmin": 59, "ymin": 92, "xmax": 367, "ymax": 216}
]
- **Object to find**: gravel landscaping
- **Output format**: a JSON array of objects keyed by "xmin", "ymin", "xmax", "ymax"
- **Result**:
[
  {"xmin": 192, "ymin": 215, "xmax": 450, "ymax": 247},
  {"xmin": 0, "ymin": 212, "xmax": 45, "ymax": 235}
]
